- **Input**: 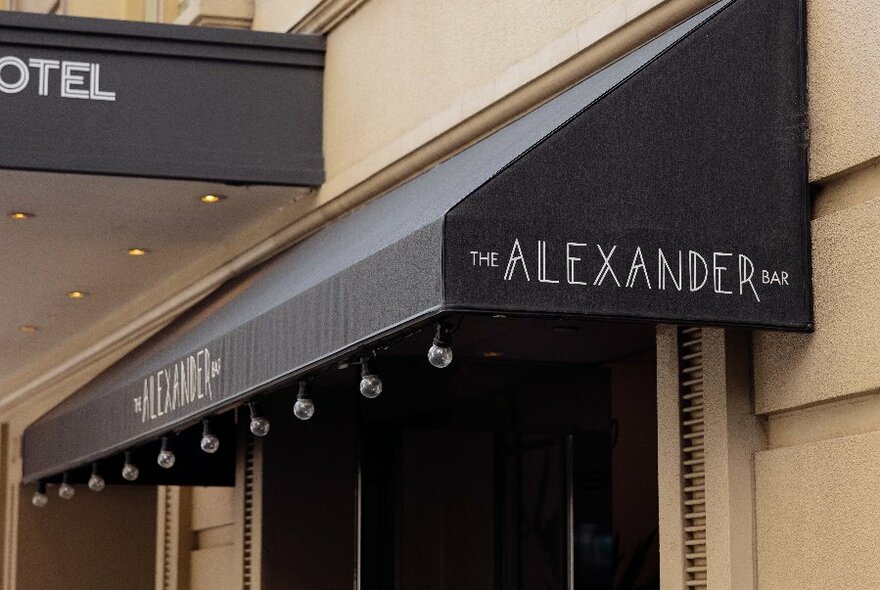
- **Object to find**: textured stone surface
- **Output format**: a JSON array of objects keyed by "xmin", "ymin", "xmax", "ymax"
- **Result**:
[
  {"xmin": 322, "ymin": 0, "xmax": 619, "ymax": 177},
  {"xmin": 756, "ymin": 432, "xmax": 880, "ymax": 589},
  {"xmin": 808, "ymin": 0, "xmax": 880, "ymax": 180},
  {"xmin": 754, "ymin": 195, "xmax": 880, "ymax": 414}
]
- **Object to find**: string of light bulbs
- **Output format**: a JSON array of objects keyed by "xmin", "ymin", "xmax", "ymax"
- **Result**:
[{"xmin": 31, "ymin": 320, "xmax": 455, "ymax": 508}]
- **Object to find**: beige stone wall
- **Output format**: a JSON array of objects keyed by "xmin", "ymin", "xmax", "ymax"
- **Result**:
[
  {"xmin": 188, "ymin": 487, "xmax": 236, "ymax": 590},
  {"xmin": 754, "ymin": 0, "xmax": 880, "ymax": 412},
  {"xmin": 322, "ymin": 0, "xmax": 618, "ymax": 178},
  {"xmin": 5, "ymin": 0, "xmax": 57, "ymax": 13},
  {"xmin": 63, "ymin": 0, "xmax": 145, "ymax": 20},
  {"xmin": 756, "ymin": 433, "xmax": 880, "ymax": 589},
  {"xmin": 754, "ymin": 193, "xmax": 880, "ymax": 414},
  {"xmin": 5, "ymin": 0, "xmax": 177, "ymax": 21},
  {"xmin": 751, "ymin": 0, "xmax": 880, "ymax": 588},
  {"xmin": 807, "ymin": 0, "xmax": 880, "ymax": 182}
]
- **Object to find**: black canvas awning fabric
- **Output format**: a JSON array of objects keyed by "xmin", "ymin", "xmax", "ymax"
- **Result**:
[{"xmin": 22, "ymin": 0, "xmax": 809, "ymax": 483}]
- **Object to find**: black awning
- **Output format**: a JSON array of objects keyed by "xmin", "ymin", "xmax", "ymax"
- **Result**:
[{"xmin": 23, "ymin": 0, "xmax": 809, "ymax": 483}]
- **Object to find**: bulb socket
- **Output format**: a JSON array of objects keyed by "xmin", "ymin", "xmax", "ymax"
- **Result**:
[
  {"xmin": 433, "ymin": 322, "xmax": 452, "ymax": 347},
  {"xmin": 360, "ymin": 356, "xmax": 372, "ymax": 378},
  {"xmin": 58, "ymin": 472, "xmax": 75, "ymax": 500},
  {"xmin": 32, "ymin": 481, "xmax": 49, "ymax": 508}
]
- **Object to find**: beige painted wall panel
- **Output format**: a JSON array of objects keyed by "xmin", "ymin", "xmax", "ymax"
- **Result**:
[
  {"xmin": 64, "ymin": 0, "xmax": 145, "ymax": 20},
  {"xmin": 753, "ymin": 195, "xmax": 880, "ymax": 414},
  {"xmin": 17, "ymin": 484, "xmax": 156, "ymax": 590},
  {"xmin": 808, "ymin": 0, "xmax": 880, "ymax": 181},
  {"xmin": 768, "ymin": 390, "xmax": 880, "ymax": 450},
  {"xmin": 656, "ymin": 325, "xmax": 686, "ymax": 589},
  {"xmin": 190, "ymin": 545, "xmax": 235, "ymax": 590},
  {"xmin": 191, "ymin": 486, "xmax": 234, "ymax": 530},
  {"xmin": 755, "ymin": 431, "xmax": 880, "ymax": 589},
  {"xmin": 323, "ymin": 0, "xmax": 617, "ymax": 178},
  {"xmin": 814, "ymin": 158, "xmax": 880, "ymax": 219},
  {"xmin": 8, "ymin": 0, "xmax": 56, "ymax": 12}
]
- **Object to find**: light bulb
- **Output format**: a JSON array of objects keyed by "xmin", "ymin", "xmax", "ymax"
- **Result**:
[
  {"xmin": 32, "ymin": 482, "xmax": 48, "ymax": 508},
  {"xmin": 200, "ymin": 419, "xmax": 220, "ymax": 454},
  {"xmin": 58, "ymin": 473, "xmax": 75, "ymax": 500},
  {"xmin": 32, "ymin": 491, "xmax": 48, "ymax": 508},
  {"xmin": 427, "ymin": 322, "xmax": 453, "ymax": 368},
  {"xmin": 359, "ymin": 357, "xmax": 383, "ymax": 399},
  {"xmin": 248, "ymin": 402, "xmax": 270, "ymax": 437},
  {"xmin": 427, "ymin": 343, "xmax": 453, "ymax": 368},
  {"xmin": 200, "ymin": 433, "xmax": 219, "ymax": 453},
  {"xmin": 88, "ymin": 474, "xmax": 105, "ymax": 492},
  {"xmin": 293, "ymin": 381, "xmax": 315, "ymax": 420},
  {"xmin": 157, "ymin": 436, "xmax": 176, "ymax": 469},
  {"xmin": 157, "ymin": 449, "xmax": 175, "ymax": 468},
  {"xmin": 293, "ymin": 397, "xmax": 315, "ymax": 420},
  {"xmin": 88, "ymin": 463, "xmax": 105, "ymax": 492},
  {"xmin": 122, "ymin": 452, "xmax": 139, "ymax": 481},
  {"xmin": 360, "ymin": 374, "xmax": 383, "ymax": 398}
]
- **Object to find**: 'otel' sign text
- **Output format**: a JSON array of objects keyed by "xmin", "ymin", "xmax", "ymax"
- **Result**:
[{"xmin": 0, "ymin": 55, "xmax": 115, "ymax": 101}]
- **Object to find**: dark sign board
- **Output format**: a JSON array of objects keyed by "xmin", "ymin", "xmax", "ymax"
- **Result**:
[
  {"xmin": 23, "ymin": 0, "xmax": 809, "ymax": 484},
  {"xmin": 0, "ymin": 12, "xmax": 324, "ymax": 185}
]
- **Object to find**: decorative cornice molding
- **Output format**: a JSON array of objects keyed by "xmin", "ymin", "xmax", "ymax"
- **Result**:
[
  {"xmin": 288, "ymin": 0, "xmax": 369, "ymax": 34},
  {"xmin": 175, "ymin": 0, "xmax": 254, "ymax": 29}
]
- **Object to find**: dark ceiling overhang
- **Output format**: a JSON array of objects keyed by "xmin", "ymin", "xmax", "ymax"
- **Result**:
[
  {"xmin": 0, "ymin": 11, "xmax": 324, "ymax": 186},
  {"xmin": 22, "ymin": 0, "xmax": 809, "ymax": 484}
]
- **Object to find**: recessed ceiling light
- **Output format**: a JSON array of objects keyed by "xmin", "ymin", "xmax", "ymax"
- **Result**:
[
  {"xmin": 128, "ymin": 248, "xmax": 149, "ymax": 256},
  {"xmin": 68, "ymin": 291, "xmax": 87, "ymax": 299},
  {"xmin": 18, "ymin": 325, "xmax": 39, "ymax": 334},
  {"xmin": 8, "ymin": 212, "xmax": 33, "ymax": 220},
  {"xmin": 200, "ymin": 194, "xmax": 225, "ymax": 204}
]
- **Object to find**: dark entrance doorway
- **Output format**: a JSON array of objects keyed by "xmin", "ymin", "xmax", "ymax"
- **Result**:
[
  {"xmin": 359, "ymin": 321, "xmax": 659, "ymax": 590},
  {"xmin": 258, "ymin": 317, "xmax": 658, "ymax": 590}
]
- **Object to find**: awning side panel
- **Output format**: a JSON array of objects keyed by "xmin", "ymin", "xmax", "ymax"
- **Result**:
[{"xmin": 443, "ymin": 0, "xmax": 810, "ymax": 330}]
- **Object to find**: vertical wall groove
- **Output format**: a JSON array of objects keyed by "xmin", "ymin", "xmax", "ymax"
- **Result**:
[
  {"xmin": 161, "ymin": 488, "xmax": 174, "ymax": 590},
  {"xmin": 242, "ymin": 436, "xmax": 256, "ymax": 590},
  {"xmin": 678, "ymin": 327, "xmax": 707, "ymax": 589},
  {"xmin": 235, "ymin": 423, "xmax": 262, "ymax": 590}
]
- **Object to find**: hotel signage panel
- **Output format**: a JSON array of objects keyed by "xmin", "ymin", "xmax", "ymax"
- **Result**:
[{"xmin": 0, "ymin": 12, "xmax": 324, "ymax": 186}]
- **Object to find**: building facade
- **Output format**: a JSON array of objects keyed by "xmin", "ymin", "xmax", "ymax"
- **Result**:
[{"xmin": 0, "ymin": 0, "xmax": 878, "ymax": 589}]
